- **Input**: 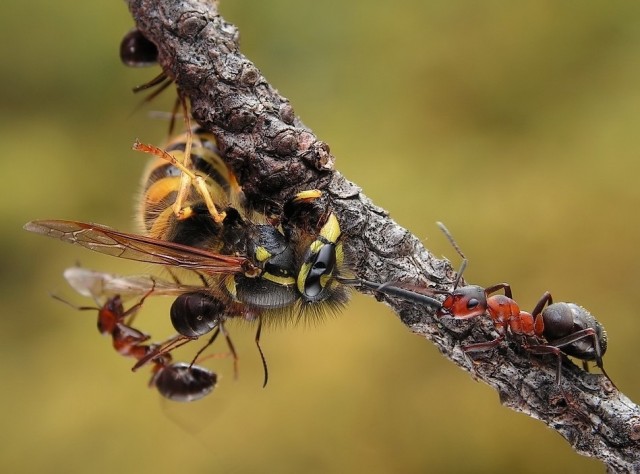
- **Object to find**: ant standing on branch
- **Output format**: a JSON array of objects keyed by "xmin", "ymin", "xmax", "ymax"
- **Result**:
[{"xmin": 392, "ymin": 222, "xmax": 615, "ymax": 391}]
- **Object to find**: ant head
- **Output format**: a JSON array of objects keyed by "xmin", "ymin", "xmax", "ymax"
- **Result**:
[
  {"xmin": 438, "ymin": 285, "xmax": 487, "ymax": 319},
  {"xmin": 435, "ymin": 222, "xmax": 486, "ymax": 318}
]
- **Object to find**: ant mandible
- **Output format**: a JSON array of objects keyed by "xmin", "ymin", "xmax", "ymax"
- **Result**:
[
  {"xmin": 52, "ymin": 284, "xmax": 218, "ymax": 402},
  {"xmin": 432, "ymin": 222, "xmax": 615, "ymax": 389}
]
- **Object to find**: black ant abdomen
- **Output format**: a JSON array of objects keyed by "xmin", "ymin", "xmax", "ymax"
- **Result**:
[{"xmin": 153, "ymin": 362, "xmax": 217, "ymax": 402}]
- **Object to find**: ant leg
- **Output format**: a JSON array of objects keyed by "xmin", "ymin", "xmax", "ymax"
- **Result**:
[
  {"xmin": 188, "ymin": 327, "xmax": 220, "ymax": 365},
  {"xmin": 524, "ymin": 343, "xmax": 582, "ymax": 409},
  {"xmin": 186, "ymin": 322, "xmax": 239, "ymax": 380},
  {"xmin": 131, "ymin": 334, "xmax": 193, "ymax": 371},
  {"xmin": 459, "ymin": 335, "xmax": 505, "ymax": 382},
  {"xmin": 547, "ymin": 328, "xmax": 597, "ymax": 352},
  {"xmin": 462, "ymin": 334, "xmax": 505, "ymax": 354},
  {"xmin": 531, "ymin": 292, "xmax": 553, "ymax": 318},
  {"xmin": 525, "ymin": 344, "xmax": 564, "ymax": 385},
  {"xmin": 130, "ymin": 73, "xmax": 173, "ymax": 116},
  {"xmin": 138, "ymin": 76, "xmax": 173, "ymax": 104},
  {"xmin": 121, "ymin": 280, "xmax": 157, "ymax": 328},
  {"xmin": 132, "ymin": 71, "xmax": 170, "ymax": 93},
  {"xmin": 167, "ymin": 93, "xmax": 183, "ymax": 137},
  {"xmin": 547, "ymin": 328, "xmax": 616, "ymax": 389},
  {"xmin": 484, "ymin": 283, "xmax": 513, "ymax": 299},
  {"xmin": 114, "ymin": 277, "xmax": 156, "ymax": 326}
]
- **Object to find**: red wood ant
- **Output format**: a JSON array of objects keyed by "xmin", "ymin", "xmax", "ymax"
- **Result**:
[
  {"xmin": 52, "ymin": 275, "xmax": 218, "ymax": 402},
  {"xmin": 426, "ymin": 223, "xmax": 614, "ymax": 388}
]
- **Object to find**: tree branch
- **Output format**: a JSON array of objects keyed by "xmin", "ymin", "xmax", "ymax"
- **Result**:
[{"xmin": 126, "ymin": 0, "xmax": 640, "ymax": 471}]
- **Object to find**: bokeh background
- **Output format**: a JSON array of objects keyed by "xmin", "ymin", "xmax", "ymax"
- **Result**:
[{"xmin": 3, "ymin": 1, "xmax": 640, "ymax": 473}]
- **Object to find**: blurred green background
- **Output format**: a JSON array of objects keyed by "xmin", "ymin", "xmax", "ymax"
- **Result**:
[{"xmin": 3, "ymin": 1, "xmax": 640, "ymax": 472}]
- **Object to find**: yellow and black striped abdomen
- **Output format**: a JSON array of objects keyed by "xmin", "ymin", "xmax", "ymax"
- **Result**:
[{"xmin": 137, "ymin": 128, "xmax": 244, "ymax": 250}]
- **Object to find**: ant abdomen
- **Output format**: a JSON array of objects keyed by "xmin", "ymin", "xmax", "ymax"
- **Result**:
[
  {"xmin": 153, "ymin": 362, "xmax": 217, "ymax": 402},
  {"xmin": 542, "ymin": 303, "xmax": 607, "ymax": 361},
  {"xmin": 540, "ymin": 303, "xmax": 578, "ymax": 339},
  {"xmin": 120, "ymin": 28, "xmax": 158, "ymax": 67}
]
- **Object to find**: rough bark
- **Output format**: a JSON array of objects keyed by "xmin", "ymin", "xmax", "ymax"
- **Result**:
[{"xmin": 125, "ymin": 0, "xmax": 640, "ymax": 471}]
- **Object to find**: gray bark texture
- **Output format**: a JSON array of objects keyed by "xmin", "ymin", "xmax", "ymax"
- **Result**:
[{"xmin": 125, "ymin": 0, "xmax": 640, "ymax": 471}]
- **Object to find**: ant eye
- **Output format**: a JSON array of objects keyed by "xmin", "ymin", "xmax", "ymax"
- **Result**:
[{"xmin": 466, "ymin": 298, "xmax": 479, "ymax": 310}]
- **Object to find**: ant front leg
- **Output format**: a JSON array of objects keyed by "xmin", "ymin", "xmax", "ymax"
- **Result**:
[
  {"xmin": 462, "ymin": 333, "xmax": 505, "ymax": 355},
  {"xmin": 460, "ymin": 334, "xmax": 506, "ymax": 379},
  {"xmin": 119, "ymin": 282, "xmax": 156, "ymax": 328},
  {"xmin": 484, "ymin": 283, "xmax": 513, "ymax": 299}
]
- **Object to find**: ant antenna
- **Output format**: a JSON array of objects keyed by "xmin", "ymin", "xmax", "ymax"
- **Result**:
[{"xmin": 436, "ymin": 222, "xmax": 467, "ymax": 289}]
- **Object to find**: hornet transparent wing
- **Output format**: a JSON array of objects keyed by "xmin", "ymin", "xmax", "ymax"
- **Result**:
[{"xmin": 24, "ymin": 220, "xmax": 252, "ymax": 275}]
